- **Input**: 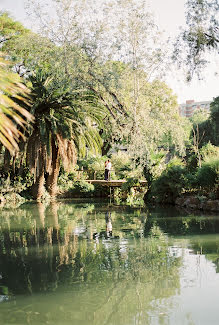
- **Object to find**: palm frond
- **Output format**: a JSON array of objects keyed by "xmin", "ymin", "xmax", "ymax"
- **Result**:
[
  {"xmin": 26, "ymin": 70, "xmax": 107, "ymax": 172},
  {"xmin": 0, "ymin": 52, "xmax": 33, "ymax": 153}
]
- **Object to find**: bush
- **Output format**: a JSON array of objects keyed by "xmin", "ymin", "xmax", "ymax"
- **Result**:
[
  {"xmin": 111, "ymin": 152, "xmax": 132, "ymax": 179},
  {"xmin": 166, "ymin": 156, "xmax": 185, "ymax": 168},
  {"xmin": 0, "ymin": 166, "xmax": 34, "ymax": 194},
  {"xmin": 121, "ymin": 177, "xmax": 140, "ymax": 192},
  {"xmin": 143, "ymin": 151, "xmax": 166, "ymax": 187},
  {"xmin": 149, "ymin": 165, "xmax": 187, "ymax": 204},
  {"xmin": 58, "ymin": 168, "xmax": 81, "ymax": 191},
  {"xmin": 196, "ymin": 158, "xmax": 219, "ymax": 191},
  {"xmin": 3, "ymin": 193, "xmax": 25, "ymax": 204},
  {"xmin": 186, "ymin": 152, "xmax": 198, "ymax": 171},
  {"xmin": 77, "ymin": 156, "xmax": 107, "ymax": 180},
  {"xmin": 69, "ymin": 181, "xmax": 95, "ymax": 197},
  {"xmin": 200, "ymin": 143, "xmax": 219, "ymax": 159},
  {"xmin": 185, "ymin": 172, "xmax": 198, "ymax": 190}
]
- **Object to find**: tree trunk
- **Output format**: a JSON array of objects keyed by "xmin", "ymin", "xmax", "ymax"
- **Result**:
[
  {"xmin": 31, "ymin": 145, "xmax": 45, "ymax": 201},
  {"xmin": 216, "ymin": 182, "xmax": 219, "ymax": 199},
  {"xmin": 4, "ymin": 149, "xmax": 11, "ymax": 171},
  {"xmin": 18, "ymin": 141, "xmax": 26, "ymax": 176},
  {"xmin": 46, "ymin": 143, "xmax": 60, "ymax": 200},
  {"xmin": 101, "ymin": 140, "xmax": 111, "ymax": 156},
  {"xmin": 32, "ymin": 169, "xmax": 45, "ymax": 201},
  {"xmin": 12, "ymin": 152, "xmax": 18, "ymax": 174}
]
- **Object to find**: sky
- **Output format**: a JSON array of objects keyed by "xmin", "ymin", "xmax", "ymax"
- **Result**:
[{"xmin": 1, "ymin": 0, "xmax": 218, "ymax": 104}]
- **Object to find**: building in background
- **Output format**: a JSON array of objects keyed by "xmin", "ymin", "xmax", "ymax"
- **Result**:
[{"xmin": 179, "ymin": 100, "xmax": 212, "ymax": 117}]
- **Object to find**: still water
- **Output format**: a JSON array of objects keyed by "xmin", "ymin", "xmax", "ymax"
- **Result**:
[{"xmin": 0, "ymin": 200, "xmax": 219, "ymax": 325}]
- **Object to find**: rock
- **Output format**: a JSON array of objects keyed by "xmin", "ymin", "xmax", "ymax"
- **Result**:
[
  {"xmin": 176, "ymin": 196, "xmax": 201, "ymax": 209},
  {"xmin": 175, "ymin": 197, "xmax": 185, "ymax": 206},
  {"xmin": 203, "ymin": 200, "xmax": 219, "ymax": 212},
  {"xmin": 184, "ymin": 196, "xmax": 201, "ymax": 210},
  {"xmin": 175, "ymin": 195, "xmax": 219, "ymax": 212}
]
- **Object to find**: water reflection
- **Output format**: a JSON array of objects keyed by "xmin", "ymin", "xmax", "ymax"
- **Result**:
[
  {"xmin": 93, "ymin": 212, "xmax": 116, "ymax": 240},
  {"xmin": 0, "ymin": 202, "xmax": 218, "ymax": 324}
]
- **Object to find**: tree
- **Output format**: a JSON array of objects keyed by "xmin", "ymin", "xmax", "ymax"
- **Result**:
[
  {"xmin": 210, "ymin": 96, "xmax": 219, "ymax": 145},
  {"xmin": 2, "ymin": 12, "xmax": 129, "ymax": 138},
  {"xmin": 189, "ymin": 109, "xmax": 210, "ymax": 167},
  {"xmin": 0, "ymin": 11, "xmax": 28, "ymax": 45},
  {"xmin": 102, "ymin": 67, "xmax": 188, "ymax": 165},
  {"xmin": 2, "ymin": 5, "xmax": 188, "ymax": 184},
  {"xmin": 174, "ymin": 0, "xmax": 219, "ymax": 80},
  {"xmin": 26, "ymin": 70, "xmax": 104, "ymax": 200},
  {"xmin": 24, "ymin": 0, "xmax": 168, "ymax": 124},
  {"xmin": 188, "ymin": 97, "xmax": 219, "ymax": 148},
  {"xmin": 0, "ymin": 53, "xmax": 33, "ymax": 153}
]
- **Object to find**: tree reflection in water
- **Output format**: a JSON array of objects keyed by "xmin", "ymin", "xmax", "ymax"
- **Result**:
[{"xmin": 0, "ymin": 202, "xmax": 217, "ymax": 324}]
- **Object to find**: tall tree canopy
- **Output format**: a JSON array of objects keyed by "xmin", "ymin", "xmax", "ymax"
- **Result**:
[
  {"xmin": 175, "ymin": 0, "xmax": 219, "ymax": 80},
  {"xmin": 25, "ymin": 70, "xmax": 104, "ymax": 200},
  {"xmin": 23, "ymin": 0, "xmax": 187, "ymax": 160},
  {"xmin": 0, "ymin": 11, "xmax": 28, "ymax": 45},
  {"xmin": 0, "ymin": 4, "xmax": 192, "ymax": 199}
]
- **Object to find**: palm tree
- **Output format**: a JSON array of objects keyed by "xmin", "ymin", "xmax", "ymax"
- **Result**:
[
  {"xmin": 0, "ymin": 52, "xmax": 33, "ymax": 153},
  {"xmin": 26, "ymin": 71, "xmax": 104, "ymax": 200}
]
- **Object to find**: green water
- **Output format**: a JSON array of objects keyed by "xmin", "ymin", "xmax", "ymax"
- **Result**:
[{"xmin": 0, "ymin": 200, "xmax": 219, "ymax": 325}]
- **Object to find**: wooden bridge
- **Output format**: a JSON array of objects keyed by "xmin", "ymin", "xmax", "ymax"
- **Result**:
[{"xmin": 87, "ymin": 180, "xmax": 147, "ymax": 187}]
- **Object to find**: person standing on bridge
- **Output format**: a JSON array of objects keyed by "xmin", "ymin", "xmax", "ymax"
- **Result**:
[
  {"xmin": 105, "ymin": 159, "xmax": 112, "ymax": 181},
  {"xmin": 104, "ymin": 160, "xmax": 108, "ymax": 180}
]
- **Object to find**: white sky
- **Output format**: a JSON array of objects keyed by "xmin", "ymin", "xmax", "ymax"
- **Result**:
[{"xmin": 0, "ymin": 0, "xmax": 218, "ymax": 104}]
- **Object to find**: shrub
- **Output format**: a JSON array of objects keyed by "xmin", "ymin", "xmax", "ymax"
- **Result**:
[
  {"xmin": 77, "ymin": 156, "xmax": 108, "ymax": 180},
  {"xmin": 166, "ymin": 156, "xmax": 185, "ymax": 168},
  {"xmin": 111, "ymin": 152, "xmax": 132, "ymax": 178},
  {"xmin": 121, "ymin": 177, "xmax": 140, "ymax": 192},
  {"xmin": 186, "ymin": 152, "xmax": 198, "ymax": 171},
  {"xmin": 196, "ymin": 158, "xmax": 219, "ymax": 191},
  {"xmin": 69, "ymin": 181, "xmax": 95, "ymax": 197},
  {"xmin": 58, "ymin": 168, "xmax": 81, "ymax": 191},
  {"xmin": 149, "ymin": 165, "xmax": 187, "ymax": 204},
  {"xmin": 3, "ymin": 193, "xmax": 25, "ymax": 204},
  {"xmin": 200, "ymin": 143, "xmax": 219, "ymax": 162},
  {"xmin": 143, "ymin": 151, "xmax": 166, "ymax": 187},
  {"xmin": 185, "ymin": 172, "xmax": 198, "ymax": 190},
  {"xmin": 0, "ymin": 166, "xmax": 34, "ymax": 194},
  {"xmin": 120, "ymin": 177, "xmax": 146, "ymax": 206}
]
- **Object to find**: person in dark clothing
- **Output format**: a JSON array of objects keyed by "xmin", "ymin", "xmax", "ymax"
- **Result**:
[{"xmin": 104, "ymin": 160, "xmax": 108, "ymax": 180}]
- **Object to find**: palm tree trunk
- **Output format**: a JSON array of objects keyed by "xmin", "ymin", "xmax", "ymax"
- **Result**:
[
  {"xmin": 32, "ymin": 168, "xmax": 45, "ymax": 201},
  {"xmin": 216, "ymin": 182, "xmax": 219, "ymax": 199},
  {"xmin": 46, "ymin": 142, "xmax": 60, "ymax": 199},
  {"xmin": 4, "ymin": 149, "xmax": 11, "ymax": 171},
  {"xmin": 12, "ymin": 152, "xmax": 18, "ymax": 174},
  {"xmin": 31, "ymin": 145, "xmax": 45, "ymax": 201},
  {"xmin": 18, "ymin": 141, "xmax": 26, "ymax": 176}
]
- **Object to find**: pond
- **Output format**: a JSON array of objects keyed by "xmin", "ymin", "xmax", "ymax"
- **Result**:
[{"xmin": 0, "ymin": 200, "xmax": 219, "ymax": 325}]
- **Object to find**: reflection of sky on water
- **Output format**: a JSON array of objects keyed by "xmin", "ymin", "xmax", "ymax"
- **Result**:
[
  {"xmin": 118, "ymin": 239, "xmax": 128, "ymax": 254},
  {"xmin": 178, "ymin": 251, "xmax": 219, "ymax": 325},
  {"xmin": 0, "ymin": 295, "xmax": 9, "ymax": 303},
  {"xmin": 72, "ymin": 225, "xmax": 86, "ymax": 236},
  {"xmin": 150, "ymin": 245, "xmax": 219, "ymax": 325}
]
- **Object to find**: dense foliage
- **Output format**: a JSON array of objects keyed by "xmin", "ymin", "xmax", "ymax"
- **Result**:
[
  {"xmin": 175, "ymin": 0, "xmax": 219, "ymax": 80},
  {"xmin": 0, "ymin": 2, "xmax": 218, "ymax": 205}
]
